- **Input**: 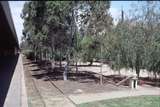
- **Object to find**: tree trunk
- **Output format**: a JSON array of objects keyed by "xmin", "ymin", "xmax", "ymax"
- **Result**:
[
  {"xmin": 43, "ymin": 50, "xmax": 46, "ymax": 61},
  {"xmin": 136, "ymin": 67, "xmax": 140, "ymax": 78},
  {"xmin": 100, "ymin": 63, "xmax": 103, "ymax": 85},
  {"xmin": 135, "ymin": 54, "xmax": 140, "ymax": 78},
  {"xmin": 89, "ymin": 60, "xmax": 93, "ymax": 66},
  {"xmin": 39, "ymin": 48, "xmax": 42, "ymax": 61},
  {"xmin": 59, "ymin": 49, "xmax": 62, "ymax": 68},
  {"xmin": 50, "ymin": 46, "xmax": 54, "ymax": 60},
  {"xmin": 34, "ymin": 50, "xmax": 36, "ymax": 62},
  {"xmin": 75, "ymin": 60, "xmax": 79, "ymax": 81},
  {"xmin": 154, "ymin": 72, "xmax": 158, "ymax": 87},
  {"xmin": 34, "ymin": 46, "xmax": 37, "ymax": 62},
  {"xmin": 63, "ymin": 63, "xmax": 68, "ymax": 81},
  {"xmin": 75, "ymin": 61, "xmax": 78, "ymax": 73},
  {"xmin": 64, "ymin": 53, "xmax": 69, "ymax": 81},
  {"xmin": 118, "ymin": 69, "xmax": 121, "ymax": 75},
  {"xmin": 154, "ymin": 72, "xmax": 157, "ymax": 80},
  {"xmin": 117, "ymin": 54, "xmax": 121, "ymax": 75},
  {"xmin": 50, "ymin": 46, "xmax": 55, "ymax": 71},
  {"xmin": 100, "ymin": 45, "xmax": 103, "ymax": 85}
]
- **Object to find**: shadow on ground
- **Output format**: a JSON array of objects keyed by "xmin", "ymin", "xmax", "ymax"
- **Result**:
[
  {"xmin": 24, "ymin": 59, "xmax": 100, "ymax": 84},
  {"xmin": 32, "ymin": 67, "xmax": 100, "ymax": 84},
  {"xmin": 25, "ymin": 59, "xmax": 160, "ymax": 88},
  {"xmin": 27, "ymin": 61, "xmax": 126, "ymax": 86},
  {"xmin": 139, "ymin": 77, "xmax": 160, "ymax": 87}
]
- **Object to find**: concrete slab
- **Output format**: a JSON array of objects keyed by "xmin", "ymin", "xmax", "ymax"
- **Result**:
[{"xmin": 3, "ymin": 54, "xmax": 28, "ymax": 107}]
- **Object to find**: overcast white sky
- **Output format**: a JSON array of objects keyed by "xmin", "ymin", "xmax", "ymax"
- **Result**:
[
  {"xmin": 9, "ymin": 1, "xmax": 25, "ymax": 44},
  {"xmin": 9, "ymin": 1, "xmax": 135, "ymax": 44}
]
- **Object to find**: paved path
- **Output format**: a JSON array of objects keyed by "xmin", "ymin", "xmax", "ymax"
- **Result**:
[{"xmin": 69, "ymin": 86, "xmax": 160, "ymax": 104}]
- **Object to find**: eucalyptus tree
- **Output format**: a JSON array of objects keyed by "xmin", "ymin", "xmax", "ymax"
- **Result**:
[
  {"xmin": 75, "ymin": 1, "xmax": 113, "ymax": 84},
  {"xmin": 21, "ymin": 1, "xmax": 83, "ymax": 79},
  {"xmin": 107, "ymin": 21, "xmax": 132, "ymax": 74},
  {"xmin": 130, "ymin": 1, "xmax": 160, "ymax": 78},
  {"xmin": 142, "ymin": 1, "xmax": 160, "ymax": 79},
  {"xmin": 107, "ymin": 1, "xmax": 160, "ymax": 78},
  {"xmin": 21, "ymin": 1, "xmax": 47, "ymax": 60},
  {"xmin": 77, "ymin": 1, "xmax": 113, "ymax": 65}
]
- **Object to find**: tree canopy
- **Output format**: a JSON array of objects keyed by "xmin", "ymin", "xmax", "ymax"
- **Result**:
[{"xmin": 21, "ymin": 1, "xmax": 160, "ymax": 79}]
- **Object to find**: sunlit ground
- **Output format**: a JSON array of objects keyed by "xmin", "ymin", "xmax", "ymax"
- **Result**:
[{"xmin": 78, "ymin": 95, "xmax": 160, "ymax": 107}]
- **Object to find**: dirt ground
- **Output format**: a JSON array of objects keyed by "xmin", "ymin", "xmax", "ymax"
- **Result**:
[
  {"xmin": 23, "ymin": 56, "xmax": 75, "ymax": 107},
  {"xmin": 22, "ymin": 57, "xmax": 160, "ymax": 106},
  {"xmin": 23, "ymin": 57, "xmax": 130, "ymax": 96}
]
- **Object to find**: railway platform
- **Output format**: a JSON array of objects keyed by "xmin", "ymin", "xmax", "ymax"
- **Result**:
[{"xmin": 0, "ymin": 54, "xmax": 28, "ymax": 107}]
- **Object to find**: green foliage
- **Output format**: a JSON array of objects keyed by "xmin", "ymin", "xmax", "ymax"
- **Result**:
[
  {"xmin": 75, "ymin": 1, "xmax": 112, "ymax": 64},
  {"xmin": 79, "ymin": 36, "xmax": 102, "ymax": 64},
  {"xmin": 21, "ymin": 1, "xmax": 160, "ymax": 77},
  {"xmin": 21, "ymin": 1, "xmax": 73, "ymax": 61},
  {"xmin": 23, "ymin": 49, "xmax": 35, "ymax": 60},
  {"xmin": 104, "ymin": 1, "xmax": 160, "ymax": 77},
  {"xmin": 21, "ymin": 1, "xmax": 112, "ymax": 65}
]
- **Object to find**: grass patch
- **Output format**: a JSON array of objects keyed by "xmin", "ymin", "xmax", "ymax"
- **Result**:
[{"xmin": 78, "ymin": 95, "xmax": 160, "ymax": 107}]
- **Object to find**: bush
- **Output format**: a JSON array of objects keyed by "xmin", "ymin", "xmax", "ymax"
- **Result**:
[{"xmin": 23, "ymin": 50, "xmax": 35, "ymax": 60}]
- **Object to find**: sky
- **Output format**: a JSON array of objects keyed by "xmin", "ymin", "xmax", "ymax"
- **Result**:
[
  {"xmin": 109, "ymin": 1, "xmax": 136, "ymax": 24},
  {"xmin": 9, "ymin": 1, "xmax": 136, "ymax": 44},
  {"xmin": 9, "ymin": 1, "xmax": 25, "ymax": 44}
]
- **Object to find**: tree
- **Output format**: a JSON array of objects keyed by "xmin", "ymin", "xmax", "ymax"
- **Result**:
[
  {"xmin": 21, "ymin": 1, "xmax": 47, "ymax": 61},
  {"xmin": 21, "ymin": 1, "xmax": 81, "ymax": 80},
  {"xmin": 80, "ymin": 36, "xmax": 100, "ymax": 65},
  {"xmin": 105, "ymin": 1, "xmax": 160, "ymax": 79},
  {"xmin": 77, "ymin": 1, "xmax": 113, "ymax": 64}
]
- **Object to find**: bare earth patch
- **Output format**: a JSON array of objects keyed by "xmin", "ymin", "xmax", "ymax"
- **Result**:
[{"xmin": 22, "ymin": 57, "xmax": 160, "ymax": 106}]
